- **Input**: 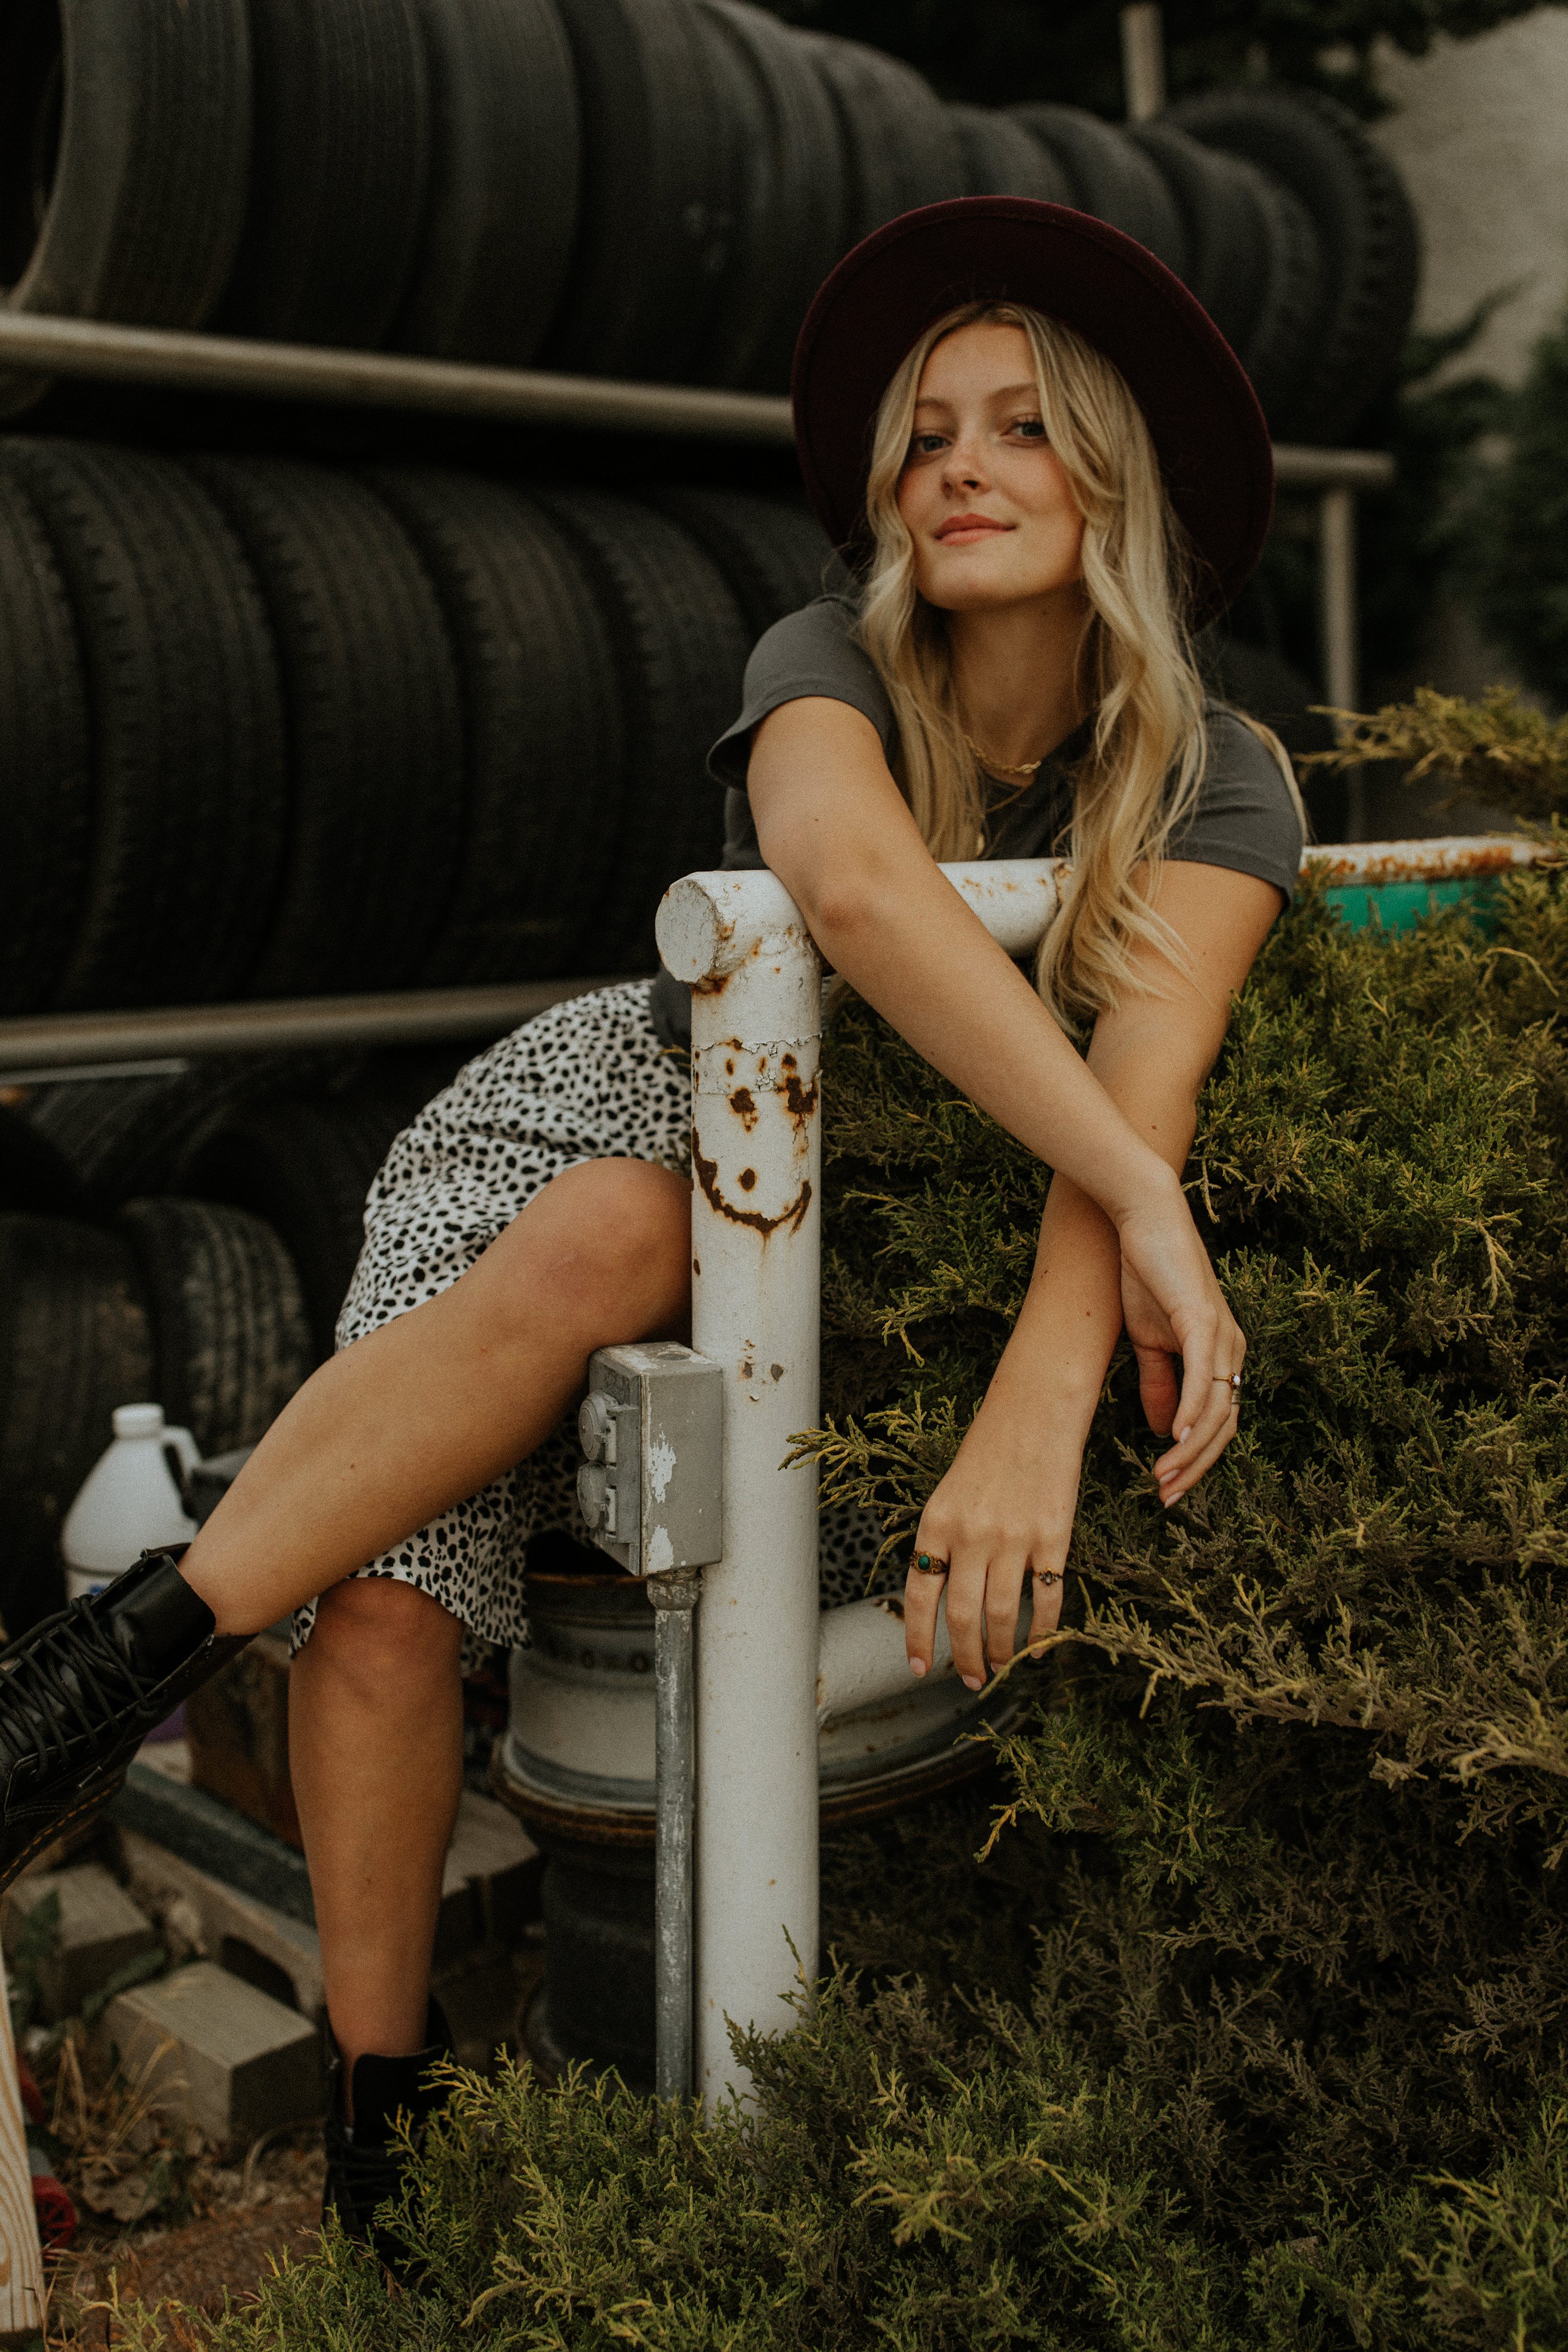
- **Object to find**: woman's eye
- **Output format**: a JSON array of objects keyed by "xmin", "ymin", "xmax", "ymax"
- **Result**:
[
  {"xmin": 910, "ymin": 432, "xmax": 946, "ymax": 457},
  {"xmin": 1011, "ymin": 417, "xmax": 1046, "ymax": 440}
]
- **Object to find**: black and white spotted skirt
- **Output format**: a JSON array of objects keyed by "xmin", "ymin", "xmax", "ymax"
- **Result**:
[{"xmin": 292, "ymin": 979, "xmax": 890, "ymax": 1660}]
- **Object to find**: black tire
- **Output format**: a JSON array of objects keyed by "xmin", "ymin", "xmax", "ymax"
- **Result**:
[
  {"xmin": 690, "ymin": 0, "xmax": 846, "ymax": 391},
  {"xmin": 0, "ymin": 1215, "xmax": 153, "ymax": 1635},
  {"xmin": 1168, "ymin": 86, "xmax": 1420, "ymax": 444},
  {"xmin": 0, "ymin": 462, "xmax": 90, "ymax": 1013},
  {"xmin": 543, "ymin": 0, "xmax": 742, "ymax": 384},
  {"xmin": 3, "ymin": 440, "xmax": 289, "ymax": 1011},
  {"xmin": 0, "ymin": 1104, "xmax": 84, "ymax": 1218},
  {"xmin": 181, "ymin": 1092, "xmax": 426, "ymax": 1363},
  {"xmin": 192, "ymin": 455, "xmax": 466, "ymax": 999},
  {"xmin": 1010, "ymin": 105, "xmax": 1187, "ymax": 276},
  {"xmin": 948, "ymin": 104, "xmax": 1071, "ymax": 204},
  {"xmin": 216, "ymin": 0, "xmax": 430, "ymax": 349},
  {"xmin": 393, "ymin": 0, "xmax": 580, "ymax": 366},
  {"xmin": 1126, "ymin": 123, "xmax": 1269, "ymax": 352},
  {"xmin": 801, "ymin": 34, "xmax": 966, "ymax": 247},
  {"xmin": 367, "ymin": 467, "xmax": 627, "ymax": 984},
  {"xmin": 0, "ymin": 0, "xmax": 252, "ymax": 419},
  {"xmin": 1224, "ymin": 158, "xmax": 1327, "ymax": 432},
  {"xmin": 532, "ymin": 489, "xmax": 750, "ymax": 972},
  {"xmin": 645, "ymin": 487, "xmax": 841, "ymax": 643},
  {"xmin": 18, "ymin": 1052, "xmax": 355, "ymax": 1213},
  {"xmin": 115, "ymin": 1196, "xmax": 312, "ymax": 1457}
]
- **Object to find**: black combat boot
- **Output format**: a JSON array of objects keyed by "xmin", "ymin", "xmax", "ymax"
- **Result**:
[
  {"xmin": 322, "ymin": 1999, "xmax": 453, "ymax": 2278},
  {"xmin": 0, "ymin": 1548, "xmax": 249, "ymax": 1890}
]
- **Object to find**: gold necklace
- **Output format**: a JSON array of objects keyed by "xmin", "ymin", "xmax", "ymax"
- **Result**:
[{"xmin": 961, "ymin": 729, "xmax": 1046, "ymax": 779}]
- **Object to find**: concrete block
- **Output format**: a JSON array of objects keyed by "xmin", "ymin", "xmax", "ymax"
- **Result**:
[
  {"xmin": 3, "ymin": 1863, "xmax": 159, "ymax": 2023},
  {"xmin": 111, "ymin": 1763, "xmax": 315, "ymax": 1924},
  {"xmin": 185, "ymin": 1633, "xmax": 301, "ymax": 1847},
  {"xmin": 118, "ymin": 1830, "xmax": 325, "ymax": 2026},
  {"xmin": 98, "ymin": 1961, "xmax": 321, "ymax": 2152},
  {"xmin": 435, "ymin": 1791, "xmax": 543, "ymax": 1963}
]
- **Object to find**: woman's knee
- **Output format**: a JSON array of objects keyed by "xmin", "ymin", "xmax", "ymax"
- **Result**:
[
  {"xmin": 492, "ymin": 1158, "xmax": 690, "ymax": 1332},
  {"xmin": 301, "ymin": 1576, "xmax": 463, "ymax": 1696}
]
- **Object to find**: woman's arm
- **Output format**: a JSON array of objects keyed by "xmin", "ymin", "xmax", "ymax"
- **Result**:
[
  {"xmin": 901, "ymin": 861, "xmax": 1282, "ymax": 1686},
  {"xmin": 748, "ymin": 696, "xmax": 1244, "ymax": 1481}
]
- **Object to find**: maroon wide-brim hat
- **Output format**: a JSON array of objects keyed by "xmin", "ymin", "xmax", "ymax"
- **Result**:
[{"xmin": 791, "ymin": 195, "xmax": 1274, "ymax": 624}]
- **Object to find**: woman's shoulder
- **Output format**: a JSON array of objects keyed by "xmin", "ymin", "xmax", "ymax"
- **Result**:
[
  {"xmin": 710, "ymin": 593, "xmax": 894, "ymax": 790},
  {"xmin": 748, "ymin": 591, "xmax": 871, "ymax": 677},
  {"xmin": 1168, "ymin": 699, "xmax": 1307, "ymax": 901}
]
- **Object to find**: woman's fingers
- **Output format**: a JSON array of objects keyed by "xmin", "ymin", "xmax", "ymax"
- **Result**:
[
  {"xmin": 1155, "ymin": 1328, "xmax": 1244, "ymax": 1503},
  {"xmin": 903, "ymin": 1537, "xmax": 948, "ymax": 1677},
  {"xmin": 907, "ymin": 1538, "xmax": 1066, "ymax": 1686}
]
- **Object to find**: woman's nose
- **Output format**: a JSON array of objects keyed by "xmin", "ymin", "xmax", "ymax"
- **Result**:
[{"xmin": 942, "ymin": 440, "xmax": 987, "ymax": 492}]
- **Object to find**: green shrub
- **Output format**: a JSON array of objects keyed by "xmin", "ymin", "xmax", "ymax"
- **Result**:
[{"xmin": 175, "ymin": 858, "xmax": 1568, "ymax": 2350}]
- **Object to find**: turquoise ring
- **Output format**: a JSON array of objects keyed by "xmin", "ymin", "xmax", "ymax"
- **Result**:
[{"xmin": 912, "ymin": 1551, "xmax": 948, "ymax": 1576}]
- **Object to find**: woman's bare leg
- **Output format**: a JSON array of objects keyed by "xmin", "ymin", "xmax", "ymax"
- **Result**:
[
  {"xmin": 179, "ymin": 1157, "xmax": 693, "ymax": 1635},
  {"xmin": 287, "ymin": 1576, "xmax": 465, "ymax": 2093}
]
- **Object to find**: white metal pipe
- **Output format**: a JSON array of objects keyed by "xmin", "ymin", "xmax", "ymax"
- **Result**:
[
  {"xmin": 656, "ymin": 872, "xmax": 824, "ymax": 2107},
  {"xmin": 817, "ymin": 1594, "xmax": 955, "ymax": 1725},
  {"xmin": 1120, "ymin": 4, "xmax": 1167, "ymax": 120}
]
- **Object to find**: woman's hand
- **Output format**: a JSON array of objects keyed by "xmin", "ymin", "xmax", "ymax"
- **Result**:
[
  {"xmin": 1111, "ymin": 1180, "xmax": 1244, "ymax": 1505},
  {"xmin": 903, "ymin": 1381, "xmax": 1086, "ymax": 1686}
]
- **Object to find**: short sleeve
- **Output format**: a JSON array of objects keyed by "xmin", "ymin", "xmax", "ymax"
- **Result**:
[
  {"xmin": 707, "ymin": 595, "xmax": 895, "ymax": 791},
  {"xmin": 1170, "ymin": 706, "xmax": 1306, "ymax": 904}
]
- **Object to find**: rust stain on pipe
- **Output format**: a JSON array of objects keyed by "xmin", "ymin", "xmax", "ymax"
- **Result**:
[
  {"xmin": 690, "ymin": 1132, "xmax": 813, "ymax": 1237},
  {"xmin": 1310, "ymin": 842, "xmax": 1552, "ymax": 886},
  {"xmin": 729, "ymin": 1086, "xmax": 758, "ymax": 1132}
]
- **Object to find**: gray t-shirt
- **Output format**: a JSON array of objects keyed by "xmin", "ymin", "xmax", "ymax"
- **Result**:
[{"xmin": 650, "ymin": 593, "xmax": 1304, "ymax": 1050}]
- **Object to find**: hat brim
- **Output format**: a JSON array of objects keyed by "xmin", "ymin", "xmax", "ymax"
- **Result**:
[{"xmin": 790, "ymin": 196, "xmax": 1274, "ymax": 625}]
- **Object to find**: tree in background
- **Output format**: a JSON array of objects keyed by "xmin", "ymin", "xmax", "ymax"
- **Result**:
[
  {"xmin": 758, "ymin": 0, "xmax": 1542, "ymax": 118},
  {"xmin": 1476, "ymin": 297, "xmax": 1568, "ymax": 706}
]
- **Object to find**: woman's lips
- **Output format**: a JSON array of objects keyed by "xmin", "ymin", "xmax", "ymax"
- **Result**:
[{"xmin": 935, "ymin": 515, "xmax": 1010, "ymax": 543}]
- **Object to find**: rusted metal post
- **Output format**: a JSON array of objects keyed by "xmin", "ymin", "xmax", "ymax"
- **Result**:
[{"xmin": 655, "ymin": 872, "xmax": 824, "ymax": 2107}]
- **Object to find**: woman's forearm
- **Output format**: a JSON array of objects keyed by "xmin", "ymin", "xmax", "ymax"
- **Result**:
[{"xmin": 749, "ymin": 698, "xmax": 1181, "ymax": 1228}]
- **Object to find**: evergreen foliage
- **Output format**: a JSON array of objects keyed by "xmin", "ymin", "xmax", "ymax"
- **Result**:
[
  {"xmin": 150, "ymin": 855, "xmax": 1568, "ymax": 2348},
  {"xmin": 1477, "ymin": 302, "xmax": 1568, "ymax": 704},
  {"xmin": 1311, "ymin": 684, "xmax": 1568, "ymax": 818}
]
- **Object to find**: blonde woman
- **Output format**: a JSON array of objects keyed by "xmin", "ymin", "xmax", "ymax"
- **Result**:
[{"xmin": 0, "ymin": 199, "xmax": 1299, "ymax": 2252}]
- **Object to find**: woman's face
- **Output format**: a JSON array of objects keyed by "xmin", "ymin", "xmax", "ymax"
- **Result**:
[{"xmin": 896, "ymin": 321, "xmax": 1087, "ymax": 615}]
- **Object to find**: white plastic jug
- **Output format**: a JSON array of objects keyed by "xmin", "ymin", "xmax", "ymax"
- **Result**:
[{"xmin": 61, "ymin": 1403, "xmax": 200, "ymax": 1604}]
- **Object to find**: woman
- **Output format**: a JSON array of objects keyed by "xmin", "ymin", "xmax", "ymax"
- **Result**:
[{"xmin": 0, "ymin": 199, "xmax": 1299, "ymax": 2240}]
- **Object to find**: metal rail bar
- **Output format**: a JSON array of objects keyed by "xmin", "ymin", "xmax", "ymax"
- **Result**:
[
  {"xmin": 0, "ymin": 312, "xmax": 797, "ymax": 444},
  {"xmin": 0, "ymin": 976, "xmax": 624, "ymax": 1076},
  {"xmin": 0, "ymin": 310, "xmax": 1394, "ymax": 490},
  {"xmin": 0, "ymin": 844, "xmax": 1542, "ymax": 1079}
]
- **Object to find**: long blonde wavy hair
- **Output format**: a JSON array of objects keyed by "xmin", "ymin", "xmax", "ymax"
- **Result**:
[{"xmin": 858, "ymin": 298, "xmax": 1279, "ymax": 1029}]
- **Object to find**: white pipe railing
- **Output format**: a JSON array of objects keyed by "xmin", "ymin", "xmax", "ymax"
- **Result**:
[{"xmin": 654, "ymin": 835, "xmax": 1555, "ymax": 2102}]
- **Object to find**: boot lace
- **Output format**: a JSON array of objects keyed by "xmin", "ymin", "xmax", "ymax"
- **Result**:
[{"xmin": 0, "ymin": 1606, "xmax": 159, "ymax": 1786}]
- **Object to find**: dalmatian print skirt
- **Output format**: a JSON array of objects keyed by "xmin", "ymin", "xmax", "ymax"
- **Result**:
[{"xmin": 291, "ymin": 979, "xmax": 893, "ymax": 1662}]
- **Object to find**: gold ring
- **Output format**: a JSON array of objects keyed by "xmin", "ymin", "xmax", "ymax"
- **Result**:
[{"xmin": 911, "ymin": 1552, "xmax": 948, "ymax": 1576}]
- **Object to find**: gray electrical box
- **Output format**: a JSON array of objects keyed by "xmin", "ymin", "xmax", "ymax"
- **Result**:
[{"xmin": 575, "ymin": 1342, "xmax": 724, "ymax": 1578}]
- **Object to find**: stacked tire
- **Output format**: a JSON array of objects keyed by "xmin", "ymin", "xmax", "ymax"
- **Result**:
[
  {"xmin": 0, "ymin": 462, "xmax": 843, "ymax": 1633},
  {"xmin": 0, "ymin": 444, "xmax": 840, "ymax": 1012},
  {"xmin": 5, "ymin": 3, "xmax": 1416, "ymax": 438}
]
